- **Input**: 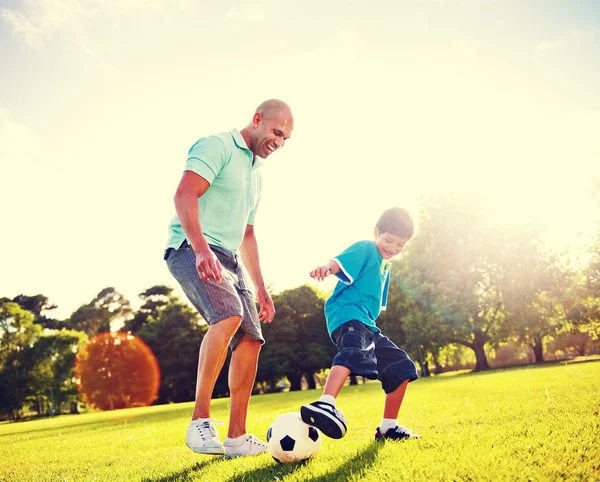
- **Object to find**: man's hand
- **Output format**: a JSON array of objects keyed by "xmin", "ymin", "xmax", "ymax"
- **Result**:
[
  {"xmin": 256, "ymin": 286, "xmax": 275, "ymax": 323},
  {"xmin": 195, "ymin": 246, "xmax": 223, "ymax": 283},
  {"xmin": 310, "ymin": 265, "xmax": 331, "ymax": 282}
]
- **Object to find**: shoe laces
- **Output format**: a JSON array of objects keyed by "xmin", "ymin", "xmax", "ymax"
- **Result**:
[
  {"xmin": 245, "ymin": 434, "xmax": 267, "ymax": 447},
  {"xmin": 317, "ymin": 401, "xmax": 347, "ymax": 423},
  {"xmin": 384, "ymin": 425, "xmax": 412, "ymax": 437},
  {"xmin": 194, "ymin": 419, "xmax": 224, "ymax": 441}
]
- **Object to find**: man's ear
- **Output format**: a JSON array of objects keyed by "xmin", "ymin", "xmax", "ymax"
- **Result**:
[{"xmin": 252, "ymin": 112, "xmax": 262, "ymax": 128}]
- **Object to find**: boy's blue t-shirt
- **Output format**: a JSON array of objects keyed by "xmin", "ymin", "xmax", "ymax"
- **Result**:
[{"xmin": 325, "ymin": 240, "xmax": 391, "ymax": 336}]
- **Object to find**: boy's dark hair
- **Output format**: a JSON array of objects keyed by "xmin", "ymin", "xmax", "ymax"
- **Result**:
[{"xmin": 376, "ymin": 207, "xmax": 414, "ymax": 238}]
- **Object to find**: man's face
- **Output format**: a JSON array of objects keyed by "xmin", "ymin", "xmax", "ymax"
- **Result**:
[
  {"xmin": 251, "ymin": 110, "xmax": 293, "ymax": 159},
  {"xmin": 374, "ymin": 228, "xmax": 410, "ymax": 260}
]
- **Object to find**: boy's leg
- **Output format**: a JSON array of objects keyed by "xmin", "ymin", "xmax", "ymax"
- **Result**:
[
  {"xmin": 323, "ymin": 365, "xmax": 351, "ymax": 397},
  {"xmin": 374, "ymin": 333, "xmax": 419, "ymax": 441},
  {"xmin": 383, "ymin": 379, "xmax": 409, "ymax": 419},
  {"xmin": 302, "ymin": 321, "xmax": 379, "ymax": 439},
  {"xmin": 376, "ymin": 380, "xmax": 415, "ymax": 439}
]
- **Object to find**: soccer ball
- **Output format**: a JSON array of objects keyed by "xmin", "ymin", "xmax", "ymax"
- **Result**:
[{"xmin": 267, "ymin": 412, "xmax": 322, "ymax": 463}]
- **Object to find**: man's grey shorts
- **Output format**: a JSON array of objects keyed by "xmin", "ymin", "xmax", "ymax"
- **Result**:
[{"xmin": 164, "ymin": 240, "xmax": 264, "ymax": 350}]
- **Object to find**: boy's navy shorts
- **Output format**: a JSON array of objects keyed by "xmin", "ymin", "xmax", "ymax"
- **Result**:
[{"xmin": 331, "ymin": 320, "xmax": 419, "ymax": 393}]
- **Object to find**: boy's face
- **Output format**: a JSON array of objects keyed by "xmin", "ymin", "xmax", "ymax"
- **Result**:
[{"xmin": 374, "ymin": 228, "xmax": 410, "ymax": 260}]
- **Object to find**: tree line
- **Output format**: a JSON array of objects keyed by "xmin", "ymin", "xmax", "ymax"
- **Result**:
[{"xmin": 1, "ymin": 192, "xmax": 599, "ymax": 420}]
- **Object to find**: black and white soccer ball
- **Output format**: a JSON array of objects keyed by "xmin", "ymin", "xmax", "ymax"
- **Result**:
[{"xmin": 266, "ymin": 412, "xmax": 322, "ymax": 463}]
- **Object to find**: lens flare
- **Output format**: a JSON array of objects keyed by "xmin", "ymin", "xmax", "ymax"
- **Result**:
[{"xmin": 74, "ymin": 331, "xmax": 160, "ymax": 411}]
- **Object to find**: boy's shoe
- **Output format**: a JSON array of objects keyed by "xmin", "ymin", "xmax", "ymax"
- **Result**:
[
  {"xmin": 375, "ymin": 425, "xmax": 419, "ymax": 442},
  {"xmin": 186, "ymin": 419, "xmax": 226, "ymax": 455},
  {"xmin": 223, "ymin": 434, "xmax": 268, "ymax": 458},
  {"xmin": 300, "ymin": 401, "xmax": 347, "ymax": 439}
]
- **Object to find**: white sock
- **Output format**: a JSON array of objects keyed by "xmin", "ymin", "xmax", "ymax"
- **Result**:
[
  {"xmin": 191, "ymin": 417, "xmax": 209, "ymax": 423},
  {"xmin": 319, "ymin": 394, "xmax": 337, "ymax": 406},
  {"xmin": 380, "ymin": 418, "xmax": 398, "ymax": 433},
  {"xmin": 224, "ymin": 434, "xmax": 247, "ymax": 445}
]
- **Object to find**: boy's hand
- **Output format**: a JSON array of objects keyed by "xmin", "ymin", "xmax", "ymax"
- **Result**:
[{"xmin": 310, "ymin": 265, "xmax": 331, "ymax": 281}]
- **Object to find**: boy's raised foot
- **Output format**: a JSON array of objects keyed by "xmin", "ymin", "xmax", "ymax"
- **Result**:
[
  {"xmin": 300, "ymin": 401, "xmax": 347, "ymax": 439},
  {"xmin": 375, "ymin": 425, "xmax": 419, "ymax": 441}
]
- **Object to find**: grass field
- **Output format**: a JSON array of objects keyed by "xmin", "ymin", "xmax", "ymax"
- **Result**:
[{"xmin": 2, "ymin": 361, "xmax": 599, "ymax": 481}]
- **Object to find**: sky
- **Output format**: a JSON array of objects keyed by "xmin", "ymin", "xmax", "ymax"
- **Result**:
[{"xmin": 1, "ymin": 0, "xmax": 599, "ymax": 320}]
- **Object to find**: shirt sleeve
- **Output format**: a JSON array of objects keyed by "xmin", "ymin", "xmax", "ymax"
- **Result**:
[
  {"xmin": 247, "ymin": 195, "xmax": 260, "ymax": 225},
  {"xmin": 381, "ymin": 271, "xmax": 390, "ymax": 310},
  {"xmin": 333, "ymin": 241, "xmax": 369, "ymax": 285},
  {"xmin": 184, "ymin": 136, "xmax": 227, "ymax": 184}
]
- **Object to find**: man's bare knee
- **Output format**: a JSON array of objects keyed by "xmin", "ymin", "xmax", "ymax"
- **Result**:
[
  {"xmin": 233, "ymin": 335, "xmax": 262, "ymax": 354},
  {"xmin": 208, "ymin": 315, "xmax": 242, "ymax": 337}
]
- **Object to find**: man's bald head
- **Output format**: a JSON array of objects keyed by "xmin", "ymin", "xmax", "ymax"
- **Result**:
[
  {"xmin": 241, "ymin": 99, "xmax": 294, "ymax": 159},
  {"xmin": 255, "ymin": 99, "xmax": 293, "ymax": 121}
]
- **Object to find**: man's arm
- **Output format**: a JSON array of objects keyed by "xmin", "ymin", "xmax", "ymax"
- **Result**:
[
  {"xmin": 239, "ymin": 224, "xmax": 275, "ymax": 323},
  {"xmin": 174, "ymin": 171, "xmax": 222, "ymax": 282}
]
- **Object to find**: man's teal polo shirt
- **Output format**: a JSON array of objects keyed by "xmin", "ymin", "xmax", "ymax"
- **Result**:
[{"xmin": 166, "ymin": 129, "xmax": 263, "ymax": 253}]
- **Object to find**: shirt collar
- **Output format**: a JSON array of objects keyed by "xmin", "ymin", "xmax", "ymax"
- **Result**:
[{"xmin": 230, "ymin": 128, "xmax": 264, "ymax": 170}]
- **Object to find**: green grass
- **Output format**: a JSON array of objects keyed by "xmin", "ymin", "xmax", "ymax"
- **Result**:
[{"xmin": 2, "ymin": 361, "xmax": 600, "ymax": 481}]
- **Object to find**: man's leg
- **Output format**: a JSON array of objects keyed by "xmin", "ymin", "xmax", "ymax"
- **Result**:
[
  {"xmin": 227, "ymin": 333, "xmax": 262, "ymax": 438},
  {"xmin": 192, "ymin": 315, "xmax": 242, "ymax": 420}
]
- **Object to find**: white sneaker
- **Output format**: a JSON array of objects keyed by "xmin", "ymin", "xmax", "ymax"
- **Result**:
[
  {"xmin": 186, "ymin": 419, "xmax": 225, "ymax": 455},
  {"xmin": 223, "ymin": 434, "xmax": 268, "ymax": 458}
]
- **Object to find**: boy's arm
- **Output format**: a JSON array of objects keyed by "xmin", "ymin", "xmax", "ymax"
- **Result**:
[{"xmin": 310, "ymin": 260, "xmax": 340, "ymax": 281}]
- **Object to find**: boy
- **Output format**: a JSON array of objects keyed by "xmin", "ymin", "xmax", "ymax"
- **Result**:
[{"xmin": 301, "ymin": 207, "xmax": 420, "ymax": 442}]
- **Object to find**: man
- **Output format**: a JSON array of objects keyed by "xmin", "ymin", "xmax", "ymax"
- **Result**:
[{"xmin": 164, "ymin": 99, "xmax": 294, "ymax": 457}]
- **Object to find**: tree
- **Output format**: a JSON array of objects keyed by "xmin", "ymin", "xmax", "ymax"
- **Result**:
[
  {"xmin": 74, "ymin": 331, "xmax": 160, "ymax": 411},
  {"xmin": 26, "ymin": 330, "xmax": 87, "ymax": 416},
  {"xmin": 0, "ymin": 302, "xmax": 42, "ymax": 419},
  {"xmin": 124, "ymin": 285, "xmax": 173, "ymax": 334},
  {"xmin": 137, "ymin": 296, "xmax": 207, "ymax": 403},
  {"xmin": 0, "ymin": 301, "xmax": 42, "ymax": 366},
  {"xmin": 65, "ymin": 287, "xmax": 132, "ymax": 336},
  {"xmin": 379, "ymin": 271, "xmax": 449, "ymax": 376},
  {"xmin": 563, "ymin": 220, "xmax": 600, "ymax": 355},
  {"xmin": 10, "ymin": 294, "xmax": 60, "ymax": 330},
  {"xmin": 502, "ymin": 246, "xmax": 573, "ymax": 362},
  {"xmin": 398, "ymin": 194, "xmax": 527, "ymax": 371},
  {"xmin": 260, "ymin": 285, "xmax": 335, "ymax": 391}
]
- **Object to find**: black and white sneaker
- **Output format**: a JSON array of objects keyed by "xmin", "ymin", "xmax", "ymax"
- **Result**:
[
  {"xmin": 375, "ymin": 425, "xmax": 419, "ymax": 442},
  {"xmin": 300, "ymin": 401, "xmax": 347, "ymax": 439}
]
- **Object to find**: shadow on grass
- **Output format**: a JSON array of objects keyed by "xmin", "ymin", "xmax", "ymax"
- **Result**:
[
  {"xmin": 141, "ymin": 458, "xmax": 221, "ymax": 482},
  {"xmin": 226, "ymin": 440, "xmax": 383, "ymax": 482}
]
